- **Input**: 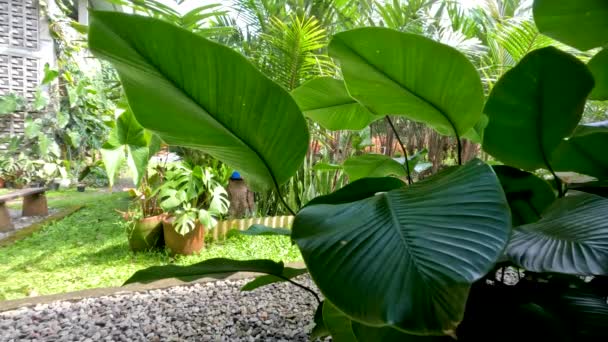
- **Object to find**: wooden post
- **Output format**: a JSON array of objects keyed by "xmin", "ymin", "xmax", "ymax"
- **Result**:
[
  {"xmin": 0, "ymin": 203, "xmax": 14, "ymax": 232},
  {"xmin": 22, "ymin": 193, "xmax": 48, "ymax": 216}
]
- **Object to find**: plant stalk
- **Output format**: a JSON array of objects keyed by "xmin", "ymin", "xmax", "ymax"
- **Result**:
[
  {"xmin": 276, "ymin": 275, "xmax": 321, "ymax": 305},
  {"xmin": 385, "ymin": 116, "xmax": 412, "ymax": 185}
]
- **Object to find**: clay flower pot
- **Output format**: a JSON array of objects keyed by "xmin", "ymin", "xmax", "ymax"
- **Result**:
[
  {"xmin": 128, "ymin": 214, "xmax": 165, "ymax": 252},
  {"xmin": 162, "ymin": 216, "xmax": 205, "ymax": 255}
]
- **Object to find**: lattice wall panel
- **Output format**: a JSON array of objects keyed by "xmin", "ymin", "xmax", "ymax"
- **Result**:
[
  {"xmin": 0, "ymin": 0, "xmax": 39, "ymax": 49},
  {"xmin": 0, "ymin": 54, "xmax": 39, "ymax": 100}
]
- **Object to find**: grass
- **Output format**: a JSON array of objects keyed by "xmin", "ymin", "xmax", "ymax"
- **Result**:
[{"xmin": 0, "ymin": 190, "xmax": 301, "ymax": 301}]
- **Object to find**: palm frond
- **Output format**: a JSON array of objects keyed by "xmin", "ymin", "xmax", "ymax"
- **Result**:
[
  {"xmin": 492, "ymin": 18, "xmax": 553, "ymax": 64},
  {"xmin": 260, "ymin": 15, "xmax": 337, "ymax": 90},
  {"xmin": 433, "ymin": 27, "xmax": 488, "ymax": 60}
]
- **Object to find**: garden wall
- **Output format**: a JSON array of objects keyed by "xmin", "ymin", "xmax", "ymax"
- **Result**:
[{"xmin": 211, "ymin": 215, "xmax": 294, "ymax": 241}]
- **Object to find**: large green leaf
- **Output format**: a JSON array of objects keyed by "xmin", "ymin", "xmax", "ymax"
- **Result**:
[
  {"xmin": 483, "ymin": 47, "xmax": 594, "ymax": 171},
  {"xmin": 291, "ymin": 77, "xmax": 380, "ymax": 131},
  {"xmin": 507, "ymin": 192, "xmax": 608, "ymax": 275},
  {"xmin": 328, "ymin": 27, "xmax": 484, "ymax": 137},
  {"xmin": 569, "ymin": 181, "xmax": 608, "ymax": 198},
  {"xmin": 241, "ymin": 267, "xmax": 308, "ymax": 291},
  {"xmin": 99, "ymin": 148, "xmax": 125, "ymax": 186},
  {"xmin": 101, "ymin": 110, "xmax": 149, "ymax": 186},
  {"xmin": 343, "ymin": 154, "xmax": 405, "ymax": 181},
  {"xmin": 0, "ymin": 93, "xmax": 23, "ymax": 115},
  {"xmin": 323, "ymin": 301, "xmax": 451, "ymax": 341},
  {"xmin": 588, "ymin": 48, "xmax": 608, "ymax": 100},
  {"xmin": 323, "ymin": 301, "xmax": 357, "ymax": 342},
  {"xmin": 305, "ymin": 176, "xmax": 405, "ymax": 207},
  {"xmin": 552, "ymin": 290, "xmax": 608, "ymax": 339},
  {"xmin": 89, "ymin": 11, "xmax": 308, "ymax": 190},
  {"xmin": 551, "ymin": 122, "xmax": 608, "ymax": 180},
  {"xmin": 311, "ymin": 301, "xmax": 330, "ymax": 340},
  {"xmin": 493, "ymin": 165, "xmax": 556, "ymax": 226},
  {"xmin": 292, "ymin": 160, "xmax": 511, "ymax": 334},
  {"xmin": 352, "ymin": 323, "xmax": 451, "ymax": 341},
  {"xmin": 124, "ymin": 258, "xmax": 285, "ymax": 284},
  {"xmin": 533, "ymin": 0, "xmax": 608, "ymax": 51}
]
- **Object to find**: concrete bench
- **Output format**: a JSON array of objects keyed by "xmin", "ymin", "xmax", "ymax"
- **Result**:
[{"xmin": 0, "ymin": 188, "xmax": 48, "ymax": 232}]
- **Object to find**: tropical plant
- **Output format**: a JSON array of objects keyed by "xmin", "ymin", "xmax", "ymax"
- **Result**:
[
  {"xmin": 157, "ymin": 162, "xmax": 229, "ymax": 235},
  {"xmin": 88, "ymin": 0, "xmax": 608, "ymax": 340},
  {"xmin": 100, "ymin": 107, "xmax": 160, "ymax": 187},
  {"xmin": 0, "ymin": 93, "xmax": 25, "ymax": 115},
  {"xmin": 100, "ymin": 0, "xmax": 234, "ymax": 38}
]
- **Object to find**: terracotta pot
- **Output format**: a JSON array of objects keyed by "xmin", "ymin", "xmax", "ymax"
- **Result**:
[
  {"xmin": 162, "ymin": 217, "xmax": 205, "ymax": 255},
  {"xmin": 0, "ymin": 178, "xmax": 4, "ymax": 188},
  {"xmin": 128, "ymin": 214, "xmax": 165, "ymax": 252}
]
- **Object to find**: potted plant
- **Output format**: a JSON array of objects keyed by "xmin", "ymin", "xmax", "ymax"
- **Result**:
[
  {"xmin": 0, "ymin": 155, "xmax": 7, "ymax": 188},
  {"xmin": 121, "ymin": 167, "xmax": 166, "ymax": 252},
  {"xmin": 158, "ymin": 162, "xmax": 229, "ymax": 255}
]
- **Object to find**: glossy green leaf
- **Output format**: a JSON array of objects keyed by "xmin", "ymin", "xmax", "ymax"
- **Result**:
[
  {"xmin": 323, "ymin": 301, "xmax": 449, "ymax": 341},
  {"xmin": 533, "ymin": 0, "xmax": 608, "ymax": 51},
  {"xmin": 24, "ymin": 118, "xmax": 42, "ymax": 139},
  {"xmin": 293, "ymin": 160, "xmax": 511, "ymax": 334},
  {"xmin": 89, "ymin": 11, "xmax": 309, "ymax": 190},
  {"xmin": 312, "ymin": 162, "xmax": 343, "ymax": 172},
  {"xmin": 551, "ymin": 122, "xmax": 608, "ymax": 180},
  {"xmin": 311, "ymin": 301, "xmax": 330, "ymax": 340},
  {"xmin": 352, "ymin": 323, "xmax": 451, "ymax": 341},
  {"xmin": 291, "ymin": 77, "xmax": 380, "ymax": 131},
  {"xmin": 101, "ymin": 110, "xmax": 149, "ymax": 186},
  {"xmin": 124, "ymin": 258, "xmax": 284, "ymax": 284},
  {"xmin": 56, "ymin": 111, "xmax": 69, "ymax": 128},
  {"xmin": 329, "ymin": 27, "xmax": 484, "ymax": 137},
  {"xmin": 41, "ymin": 63, "xmax": 59, "ymax": 85},
  {"xmin": 100, "ymin": 148, "xmax": 124, "ymax": 186},
  {"xmin": 493, "ymin": 165, "xmax": 556, "ymax": 226},
  {"xmin": 343, "ymin": 154, "xmax": 406, "ymax": 181},
  {"xmin": 305, "ymin": 177, "xmax": 405, "ymax": 207},
  {"xmin": 553, "ymin": 290, "xmax": 608, "ymax": 339},
  {"xmin": 323, "ymin": 301, "xmax": 357, "ymax": 342},
  {"xmin": 507, "ymin": 192, "xmax": 608, "ymax": 275},
  {"xmin": 0, "ymin": 93, "xmax": 23, "ymax": 115},
  {"xmin": 568, "ymin": 181, "xmax": 608, "ymax": 198},
  {"xmin": 240, "ymin": 224, "xmax": 291, "ymax": 236},
  {"xmin": 483, "ymin": 47, "xmax": 594, "ymax": 171},
  {"xmin": 241, "ymin": 267, "xmax": 308, "ymax": 291},
  {"xmin": 393, "ymin": 148, "xmax": 428, "ymax": 173},
  {"xmin": 588, "ymin": 48, "xmax": 608, "ymax": 100},
  {"xmin": 33, "ymin": 89, "xmax": 48, "ymax": 111}
]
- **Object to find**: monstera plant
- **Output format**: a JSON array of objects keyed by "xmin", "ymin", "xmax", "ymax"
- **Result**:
[{"xmin": 88, "ymin": 0, "xmax": 608, "ymax": 340}]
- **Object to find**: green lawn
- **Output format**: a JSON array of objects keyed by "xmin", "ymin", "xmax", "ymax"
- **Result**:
[{"xmin": 0, "ymin": 190, "xmax": 301, "ymax": 301}]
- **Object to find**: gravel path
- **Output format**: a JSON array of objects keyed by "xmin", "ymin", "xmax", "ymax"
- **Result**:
[{"xmin": 0, "ymin": 277, "xmax": 321, "ymax": 342}]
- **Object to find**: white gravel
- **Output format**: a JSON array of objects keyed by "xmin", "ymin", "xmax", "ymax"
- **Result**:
[{"xmin": 0, "ymin": 276, "xmax": 321, "ymax": 342}]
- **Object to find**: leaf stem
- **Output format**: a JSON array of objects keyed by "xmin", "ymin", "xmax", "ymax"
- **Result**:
[
  {"xmin": 275, "ymin": 183, "xmax": 296, "ymax": 216},
  {"xmin": 276, "ymin": 274, "xmax": 321, "ymax": 305},
  {"xmin": 385, "ymin": 116, "xmax": 412, "ymax": 185},
  {"xmin": 548, "ymin": 168, "xmax": 564, "ymax": 198}
]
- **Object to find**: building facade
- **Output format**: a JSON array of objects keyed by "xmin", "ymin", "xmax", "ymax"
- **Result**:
[{"xmin": 0, "ymin": 0, "xmax": 55, "ymax": 137}]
